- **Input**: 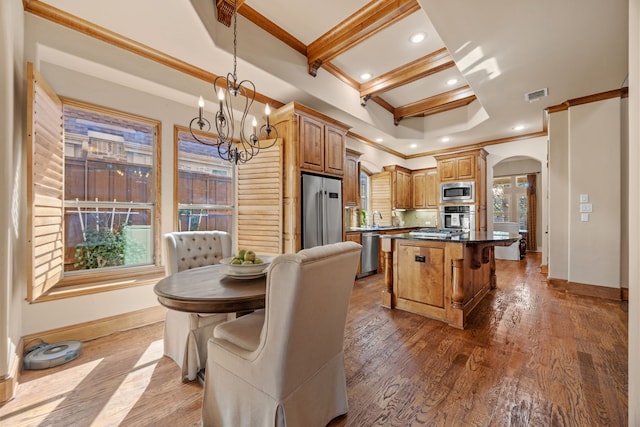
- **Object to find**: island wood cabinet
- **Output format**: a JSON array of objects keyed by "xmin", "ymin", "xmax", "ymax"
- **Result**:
[
  {"xmin": 379, "ymin": 233, "xmax": 518, "ymax": 329},
  {"xmin": 343, "ymin": 148, "xmax": 362, "ymax": 207},
  {"xmin": 298, "ymin": 111, "xmax": 346, "ymax": 176},
  {"xmin": 412, "ymin": 168, "xmax": 438, "ymax": 209},
  {"xmin": 270, "ymin": 102, "xmax": 351, "ymax": 253}
]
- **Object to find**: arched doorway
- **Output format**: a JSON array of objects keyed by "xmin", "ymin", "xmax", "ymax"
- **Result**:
[{"xmin": 491, "ymin": 156, "xmax": 542, "ymax": 254}]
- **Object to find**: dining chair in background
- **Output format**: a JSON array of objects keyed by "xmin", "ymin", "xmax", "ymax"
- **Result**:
[
  {"xmin": 163, "ymin": 230, "xmax": 232, "ymax": 381},
  {"xmin": 201, "ymin": 241, "xmax": 363, "ymax": 427}
]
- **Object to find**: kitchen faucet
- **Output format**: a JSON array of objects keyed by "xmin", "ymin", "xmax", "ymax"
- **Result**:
[{"xmin": 372, "ymin": 210, "xmax": 382, "ymax": 227}]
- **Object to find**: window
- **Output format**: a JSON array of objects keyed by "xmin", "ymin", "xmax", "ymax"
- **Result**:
[
  {"xmin": 493, "ymin": 175, "xmax": 528, "ymax": 229},
  {"xmin": 174, "ymin": 126, "xmax": 233, "ymax": 233},
  {"xmin": 27, "ymin": 63, "xmax": 162, "ymax": 302},
  {"xmin": 360, "ymin": 170, "xmax": 369, "ymax": 211}
]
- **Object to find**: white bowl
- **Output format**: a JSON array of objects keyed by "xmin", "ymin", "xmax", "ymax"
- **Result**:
[{"xmin": 219, "ymin": 255, "xmax": 274, "ymax": 275}]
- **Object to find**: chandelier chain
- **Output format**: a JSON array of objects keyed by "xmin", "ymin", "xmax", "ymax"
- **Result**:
[{"xmin": 232, "ymin": 0, "xmax": 237, "ymax": 82}]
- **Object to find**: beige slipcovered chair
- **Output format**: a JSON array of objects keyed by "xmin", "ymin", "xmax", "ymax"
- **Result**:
[
  {"xmin": 163, "ymin": 231, "xmax": 232, "ymax": 381},
  {"xmin": 201, "ymin": 241, "xmax": 362, "ymax": 427}
]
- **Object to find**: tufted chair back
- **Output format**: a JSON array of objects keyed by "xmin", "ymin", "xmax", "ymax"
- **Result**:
[{"xmin": 164, "ymin": 231, "xmax": 232, "ymax": 275}]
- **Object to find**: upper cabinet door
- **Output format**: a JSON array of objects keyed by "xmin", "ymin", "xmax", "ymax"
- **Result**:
[
  {"xmin": 299, "ymin": 114, "xmax": 324, "ymax": 173},
  {"xmin": 456, "ymin": 155, "xmax": 475, "ymax": 180},
  {"xmin": 324, "ymin": 126, "xmax": 346, "ymax": 176}
]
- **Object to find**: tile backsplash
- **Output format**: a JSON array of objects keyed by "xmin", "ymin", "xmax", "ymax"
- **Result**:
[
  {"xmin": 394, "ymin": 209, "xmax": 438, "ymax": 228},
  {"xmin": 345, "ymin": 207, "xmax": 439, "ymax": 229}
]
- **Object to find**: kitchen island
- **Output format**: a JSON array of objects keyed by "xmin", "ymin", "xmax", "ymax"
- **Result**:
[{"xmin": 380, "ymin": 231, "xmax": 520, "ymax": 329}]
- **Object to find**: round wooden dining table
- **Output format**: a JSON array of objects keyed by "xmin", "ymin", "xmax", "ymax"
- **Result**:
[{"xmin": 153, "ymin": 264, "xmax": 267, "ymax": 313}]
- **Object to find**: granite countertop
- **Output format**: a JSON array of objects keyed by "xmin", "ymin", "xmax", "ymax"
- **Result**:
[
  {"xmin": 346, "ymin": 225, "xmax": 425, "ymax": 232},
  {"xmin": 381, "ymin": 230, "xmax": 521, "ymax": 244}
]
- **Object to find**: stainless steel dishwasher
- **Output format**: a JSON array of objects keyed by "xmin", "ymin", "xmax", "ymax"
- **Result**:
[{"xmin": 358, "ymin": 232, "xmax": 379, "ymax": 278}]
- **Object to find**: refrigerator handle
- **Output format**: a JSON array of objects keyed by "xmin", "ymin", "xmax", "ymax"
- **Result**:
[
  {"xmin": 322, "ymin": 189, "xmax": 328, "ymax": 245},
  {"xmin": 317, "ymin": 190, "xmax": 323, "ymax": 245}
]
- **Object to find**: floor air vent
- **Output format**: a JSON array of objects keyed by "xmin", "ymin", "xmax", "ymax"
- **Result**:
[{"xmin": 524, "ymin": 87, "xmax": 548, "ymax": 102}]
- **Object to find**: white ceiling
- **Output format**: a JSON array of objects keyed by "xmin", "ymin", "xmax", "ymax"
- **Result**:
[{"xmin": 40, "ymin": 0, "xmax": 629, "ymax": 157}]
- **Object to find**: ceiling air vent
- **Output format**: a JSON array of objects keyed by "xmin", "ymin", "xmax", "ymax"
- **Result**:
[{"xmin": 524, "ymin": 88, "xmax": 549, "ymax": 103}]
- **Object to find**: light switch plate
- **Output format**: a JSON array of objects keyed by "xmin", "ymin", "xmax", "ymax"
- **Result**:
[
  {"xmin": 580, "ymin": 203, "xmax": 593, "ymax": 213},
  {"xmin": 581, "ymin": 213, "xmax": 589, "ymax": 222},
  {"xmin": 580, "ymin": 194, "xmax": 589, "ymax": 203}
]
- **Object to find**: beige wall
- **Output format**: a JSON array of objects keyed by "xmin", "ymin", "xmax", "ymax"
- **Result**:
[
  {"xmin": 549, "ymin": 98, "xmax": 626, "ymax": 289},
  {"xmin": 628, "ymin": 0, "xmax": 639, "ymax": 423},
  {"xmin": 548, "ymin": 110, "xmax": 570, "ymax": 280},
  {"xmin": 0, "ymin": 0, "xmax": 25, "ymax": 380},
  {"xmin": 568, "ymin": 99, "xmax": 621, "ymax": 287}
]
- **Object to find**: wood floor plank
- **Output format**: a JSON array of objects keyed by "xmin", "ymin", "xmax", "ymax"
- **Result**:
[{"xmin": 0, "ymin": 253, "xmax": 628, "ymax": 426}]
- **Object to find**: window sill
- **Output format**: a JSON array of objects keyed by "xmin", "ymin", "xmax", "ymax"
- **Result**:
[{"xmin": 32, "ymin": 265, "xmax": 166, "ymax": 303}]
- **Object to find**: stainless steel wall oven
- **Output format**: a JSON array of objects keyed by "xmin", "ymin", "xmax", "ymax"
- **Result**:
[{"xmin": 440, "ymin": 205, "xmax": 476, "ymax": 231}]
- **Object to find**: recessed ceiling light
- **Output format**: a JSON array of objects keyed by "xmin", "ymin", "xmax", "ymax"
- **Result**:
[
  {"xmin": 513, "ymin": 124, "xmax": 525, "ymax": 131},
  {"xmin": 375, "ymin": 138, "xmax": 383, "ymax": 143},
  {"xmin": 446, "ymin": 78, "xmax": 458, "ymax": 86},
  {"xmin": 441, "ymin": 136, "xmax": 450, "ymax": 143},
  {"xmin": 410, "ymin": 143, "xmax": 418, "ymax": 148},
  {"xmin": 409, "ymin": 33, "xmax": 426, "ymax": 44},
  {"xmin": 360, "ymin": 72, "xmax": 372, "ymax": 81}
]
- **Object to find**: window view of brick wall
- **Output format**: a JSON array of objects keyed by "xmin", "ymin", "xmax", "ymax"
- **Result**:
[
  {"xmin": 176, "ymin": 128, "xmax": 233, "ymax": 233},
  {"xmin": 63, "ymin": 104, "xmax": 157, "ymax": 272}
]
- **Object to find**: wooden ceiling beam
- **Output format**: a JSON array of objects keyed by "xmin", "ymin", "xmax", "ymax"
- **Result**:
[
  {"xmin": 216, "ymin": 0, "xmax": 246, "ymax": 27},
  {"xmin": 360, "ymin": 48, "xmax": 454, "ymax": 100},
  {"xmin": 307, "ymin": 0, "xmax": 421, "ymax": 76},
  {"xmin": 238, "ymin": 4, "xmax": 307, "ymax": 56},
  {"xmin": 393, "ymin": 86, "xmax": 476, "ymax": 125}
]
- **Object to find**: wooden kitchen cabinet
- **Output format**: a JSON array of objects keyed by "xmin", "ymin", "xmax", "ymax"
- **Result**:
[
  {"xmin": 270, "ymin": 102, "xmax": 351, "ymax": 253},
  {"xmin": 437, "ymin": 154, "xmax": 476, "ymax": 182},
  {"xmin": 343, "ymin": 148, "xmax": 362, "ymax": 207},
  {"xmin": 412, "ymin": 171, "xmax": 426, "ymax": 208},
  {"xmin": 299, "ymin": 114, "xmax": 323, "ymax": 172},
  {"xmin": 395, "ymin": 241, "xmax": 445, "ymax": 309},
  {"xmin": 383, "ymin": 165, "xmax": 412, "ymax": 209},
  {"xmin": 298, "ymin": 109, "xmax": 347, "ymax": 176},
  {"xmin": 435, "ymin": 148, "xmax": 488, "ymax": 232},
  {"xmin": 412, "ymin": 168, "xmax": 437, "ymax": 209},
  {"xmin": 426, "ymin": 169, "xmax": 438, "ymax": 208}
]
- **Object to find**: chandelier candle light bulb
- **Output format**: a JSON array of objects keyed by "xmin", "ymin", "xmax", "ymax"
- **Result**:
[
  {"xmin": 198, "ymin": 96, "xmax": 204, "ymax": 120},
  {"xmin": 265, "ymin": 104, "xmax": 271, "ymax": 128}
]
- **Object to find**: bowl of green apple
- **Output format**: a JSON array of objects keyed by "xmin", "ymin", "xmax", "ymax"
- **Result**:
[{"xmin": 220, "ymin": 249, "xmax": 274, "ymax": 275}]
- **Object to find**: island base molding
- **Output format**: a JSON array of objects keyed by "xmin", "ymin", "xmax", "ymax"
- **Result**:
[{"xmin": 547, "ymin": 277, "xmax": 623, "ymax": 300}]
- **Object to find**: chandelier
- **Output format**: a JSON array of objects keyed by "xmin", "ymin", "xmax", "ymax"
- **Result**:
[{"xmin": 189, "ymin": 0, "xmax": 277, "ymax": 164}]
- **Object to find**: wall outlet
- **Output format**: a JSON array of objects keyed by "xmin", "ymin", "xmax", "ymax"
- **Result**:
[
  {"xmin": 581, "ymin": 213, "xmax": 590, "ymax": 222},
  {"xmin": 580, "ymin": 194, "xmax": 589, "ymax": 203}
]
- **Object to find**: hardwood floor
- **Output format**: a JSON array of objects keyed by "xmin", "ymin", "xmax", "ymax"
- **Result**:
[{"xmin": 0, "ymin": 253, "xmax": 628, "ymax": 426}]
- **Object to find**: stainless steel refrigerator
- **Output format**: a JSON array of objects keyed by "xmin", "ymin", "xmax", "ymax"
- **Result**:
[{"xmin": 301, "ymin": 174, "xmax": 342, "ymax": 249}]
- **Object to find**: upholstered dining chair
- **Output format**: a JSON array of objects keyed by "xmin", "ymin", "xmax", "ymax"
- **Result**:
[
  {"xmin": 201, "ymin": 241, "xmax": 362, "ymax": 427},
  {"xmin": 163, "ymin": 230, "xmax": 232, "ymax": 381}
]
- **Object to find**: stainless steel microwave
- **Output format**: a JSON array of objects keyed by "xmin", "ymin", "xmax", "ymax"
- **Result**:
[{"xmin": 440, "ymin": 181, "xmax": 475, "ymax": 203}]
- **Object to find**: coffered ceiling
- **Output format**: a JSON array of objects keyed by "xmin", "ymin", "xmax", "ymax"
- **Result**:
[{"xmin": 34, "ymin": 0, "xmax": 629, "ymax": 158}]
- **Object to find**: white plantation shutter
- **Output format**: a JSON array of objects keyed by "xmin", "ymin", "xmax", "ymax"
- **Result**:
[
  {"xmin": 235, "ymin": 143, "xmax": 283, "ymax": 255},
  {"xmin": 26, "ymin": 62, "xmax": 65, "ymax": 301}
]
